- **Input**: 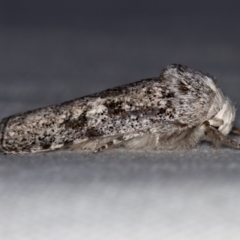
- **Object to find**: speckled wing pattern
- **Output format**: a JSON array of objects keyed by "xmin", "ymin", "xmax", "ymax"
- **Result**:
[{"xmin": 0, "ymin": 64, "xmax": 236, "ymax": 154}]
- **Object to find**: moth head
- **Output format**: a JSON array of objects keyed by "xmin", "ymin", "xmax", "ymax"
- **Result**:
[
  {"xmin": 204, "ymin": 75, "xmax": 235, "ymax": 136},
  {"xmin": 210, "ymin": 98, "xmax": 235, "ymax": 135}
]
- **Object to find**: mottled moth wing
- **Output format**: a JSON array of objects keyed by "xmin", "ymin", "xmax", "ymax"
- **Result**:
[{"xmin": 0, "ymin": 64, "xmax": 233, "ymax": 153}]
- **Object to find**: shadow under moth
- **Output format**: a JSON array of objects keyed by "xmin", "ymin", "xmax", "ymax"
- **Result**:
[{"xmin": 1, "ymin": 64, "xmax": 240, "ymax": 154}]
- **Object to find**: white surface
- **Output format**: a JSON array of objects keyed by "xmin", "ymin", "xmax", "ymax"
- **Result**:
[{"xmin": 1, "ymin": 148, "xmax": 240, "ymax": 240}]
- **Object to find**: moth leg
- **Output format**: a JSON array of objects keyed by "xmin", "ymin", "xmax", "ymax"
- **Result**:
[
  {"xmin": 93, "ymin": 137, "xmax": 124, "ymax": 153},
  {"xmin": 231, "ymin": 126, "xmax": 240, "ymax": 135},
  {"xmin": 93, "ymin": 132, "xmax": 145, "ymax": 153},
  {"xmin": 204, "ymin": 125, "xmax": 240, "ymax": 149}
]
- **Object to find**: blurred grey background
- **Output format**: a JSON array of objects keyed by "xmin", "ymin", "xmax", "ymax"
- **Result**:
[{"xmin": 1, "ymin": 1, "xmax": 240, "ymax": 239}]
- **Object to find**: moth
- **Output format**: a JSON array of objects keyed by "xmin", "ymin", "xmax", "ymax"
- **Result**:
[{"xmin": 0, "ymin": 64, "xmax": 240, "ymax": 154}]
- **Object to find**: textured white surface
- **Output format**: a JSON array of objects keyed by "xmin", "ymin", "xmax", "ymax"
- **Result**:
[{"xmin": 1, "ymin": 148, "xmax": 240, "ymax": 240}]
